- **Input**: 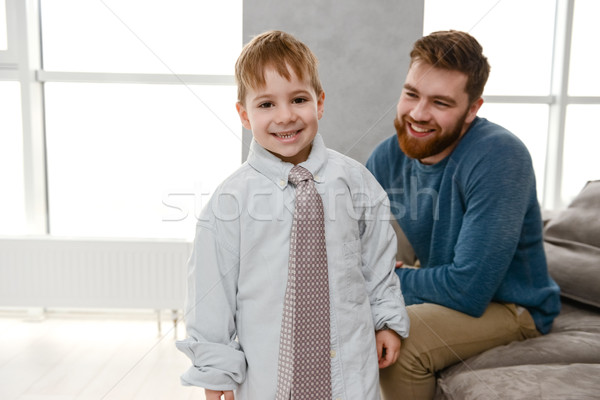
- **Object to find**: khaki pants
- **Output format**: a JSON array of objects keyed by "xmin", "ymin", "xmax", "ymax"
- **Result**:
[{"xmin": 379, "ymin": 302, "xmax": 540, "ymax": 400}]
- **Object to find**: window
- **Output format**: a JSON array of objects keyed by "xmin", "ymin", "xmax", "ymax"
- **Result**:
[
  {"xmin": 41, "ymin": 0, "xmax": 239, "ymax": 75},
  {"xmin": 8, "ymin": 1, "xmax": 598, "ymax": 240},
  {"xmin": 0, "ymin": 0, "xmax": 7, "ymax": 50},
  {"xmin": 569, "ymin": 0, "xmax": 600, "ymax": 96},
  {"xmin": 0, "ymin": 81, "xmax": 26, "ymax": 234},
  {"xmin": 44, "ymin": 83, "xmax": 240, "ymax": 239},
  {"xmin": 424, "ymin": 0, "xmax": 600, "ymax": 208},
  {"xmin": 562, "ymin": 0, "xmax": 600, "ymax": 204},
  {"xmin": 562, "ymin": 105, "xmax": 600, "ymax": 203},
  {"xmin": 425, "ymin": 0, "xmax": 555, "ymax": 96},
  {"xmin": 37, "ymin": 0, "xmax": 243, "ymax": 239}
]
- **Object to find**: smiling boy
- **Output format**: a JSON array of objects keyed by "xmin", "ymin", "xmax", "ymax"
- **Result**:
[{"xmin": 177, "ymin": 30, "xmax": 409, "ymax": 400}]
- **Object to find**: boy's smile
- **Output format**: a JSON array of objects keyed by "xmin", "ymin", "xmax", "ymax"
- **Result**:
[{"xmin": 236, "ymin": 65, "xmax": 325, "ymax": 165}]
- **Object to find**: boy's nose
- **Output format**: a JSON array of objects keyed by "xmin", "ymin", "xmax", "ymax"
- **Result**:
[{"xmin": 275, "ymin": 104, "xmax": 296, "ymax": 123}]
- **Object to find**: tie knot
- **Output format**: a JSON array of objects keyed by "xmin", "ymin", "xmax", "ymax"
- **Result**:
[{"xmin": 288, "ymin": 165, "xmax": 313, "ymax": 186}]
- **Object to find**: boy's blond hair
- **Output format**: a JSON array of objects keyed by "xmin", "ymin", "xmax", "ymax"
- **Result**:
[{"xmin": 235, "ymin": 30, "xmax": 323, "ymax": 105}]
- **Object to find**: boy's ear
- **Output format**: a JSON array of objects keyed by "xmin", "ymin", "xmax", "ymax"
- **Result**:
[
  {"xmin": 236, "ymin": 102, "xmax": 252, "ymax": 131},
  {"xmin": 317, "ymin": 91, "xmax": 325, "ymax": 120}
]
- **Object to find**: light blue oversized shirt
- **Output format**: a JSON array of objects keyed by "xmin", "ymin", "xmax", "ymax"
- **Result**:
[{"xmin": 176, "ymin": 134, "xmax": 409, "ymax": 400}]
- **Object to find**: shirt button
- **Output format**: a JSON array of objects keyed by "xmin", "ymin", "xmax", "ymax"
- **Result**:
[
  {"xmin": 279, "ymin": 179, "xmax": 286, "ymax": 186},
  {"xmin": 314, "ymin": 174, "xmax": 320, "ymax": 180},
  {"xmin": 330, "ymin": 350, "xmax": 336, "ymax": 358}
]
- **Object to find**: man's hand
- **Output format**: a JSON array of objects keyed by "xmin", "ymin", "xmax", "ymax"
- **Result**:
[
  {"xmin": 376, "ymin": 329, "xmax": 402, "ymax": 368},
  {"xmin": 205, "ymin": 389, "xmax": 234, "ymax": 400}
]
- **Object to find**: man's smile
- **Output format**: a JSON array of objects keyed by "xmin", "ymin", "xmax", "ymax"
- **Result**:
[{"xmin": 408, "ymin": 122, "xmax": 435, "ymax": 138}]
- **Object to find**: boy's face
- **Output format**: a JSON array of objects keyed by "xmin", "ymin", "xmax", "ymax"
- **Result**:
[{"xmin": 236, "ymin": 65, "xmax": 325, "ymax": 165}]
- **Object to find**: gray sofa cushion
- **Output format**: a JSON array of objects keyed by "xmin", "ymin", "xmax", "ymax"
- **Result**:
[
  {"xmin": 435, "ymin": 302, "xmax": 600, "ymax": 400},
  {"xmin": 544, "ymin": 180, "xmax": 600, "ymax": 308},
  {"xmin": 436, "ymin": 363, "xmax": 600, "ymax": 400}
]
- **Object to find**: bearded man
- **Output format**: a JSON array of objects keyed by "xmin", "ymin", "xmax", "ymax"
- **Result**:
[{"xmin": 366, "ymin": 30, "xmax": 561, "ymax": 400}]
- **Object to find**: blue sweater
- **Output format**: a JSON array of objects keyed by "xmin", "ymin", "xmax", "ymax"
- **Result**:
[{"xmin": 366, "ymin": 117, "xmax": 561, "ymax": 334}]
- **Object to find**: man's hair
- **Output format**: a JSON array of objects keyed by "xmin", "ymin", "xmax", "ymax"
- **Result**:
[
  {"xmin": 235, "ymin": 30, "xmax": 323, "ymax": 104},
  {"xmin": 410, "ymin": 30, "xmax": 490, "ymax": 103}
]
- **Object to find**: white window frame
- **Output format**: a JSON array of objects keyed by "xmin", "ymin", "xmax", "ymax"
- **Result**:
[
  {"xmin": 2, "ymin": 0, "xmax": 47, "ymax": 234},
  {"xmin": 6, "ymin": 0, "xmax": 237, "ymax": 236},
  {"xmin": 473, "ymin": 0, "xmax": 600, "ymax": 209}
]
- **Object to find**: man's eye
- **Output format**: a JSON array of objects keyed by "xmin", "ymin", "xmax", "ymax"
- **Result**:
[
  {"xmin": 258, "ymin": 102, "xmax": 273, "ymax": 108},
  {"xmin": 405, "ymin": 92, "xmax": 418, "ymax": 99},
  {"xmin": 434, "ymin": 101, "xmax": 449, "ymax": 107}
]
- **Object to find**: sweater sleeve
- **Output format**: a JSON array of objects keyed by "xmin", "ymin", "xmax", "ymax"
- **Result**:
[
  {"xmin": 175, "ymin": 197, "xmax": 246, "ymax": 390},
  {"xmin": 396, "ymin": 137, "xmax": 536, "ymax": 317}
]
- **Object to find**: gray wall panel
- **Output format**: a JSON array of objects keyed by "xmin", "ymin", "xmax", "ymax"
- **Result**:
[{"xmin": 241, "ymin": 1, "xmax": 424, "ymax": 164}]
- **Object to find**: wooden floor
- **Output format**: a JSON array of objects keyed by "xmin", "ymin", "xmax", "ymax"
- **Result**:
[{"xmin": 0, "ymin": 309, "xmax": 207, "ymax": 400}]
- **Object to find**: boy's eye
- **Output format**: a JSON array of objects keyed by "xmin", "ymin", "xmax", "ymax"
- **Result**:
[
  {"xmin": 404, "ymin": 91, "xmax": 417, "ymax": 99},
  {"xmin": 292, "ymin": 97, "xmax": 307, "ymax": 104},
  {"xmin": 258, "ymin": 102, "xmax": 273, "ymax": 108}
]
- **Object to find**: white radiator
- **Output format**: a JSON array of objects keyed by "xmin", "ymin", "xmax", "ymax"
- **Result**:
[{"xmin": 0, "ymin": 237, "xmax": 192, "ymax": 310}]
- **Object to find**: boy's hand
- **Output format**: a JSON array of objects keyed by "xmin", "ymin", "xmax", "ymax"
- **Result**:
[
  {"xmin": 205, "ymin": 389, "xmax": 234, "ymax": 400},
  {"xmin": 376, "ymin": 329, "xmax": 402, "ymax": 369}
]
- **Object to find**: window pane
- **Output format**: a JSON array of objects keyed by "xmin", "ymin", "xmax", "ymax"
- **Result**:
[
  {"xmin": 424, "ymin": 0, "xmax": 555, "ymax": 96},
  {"xmin": 477, "ymin": 103, "xmax": 549, "ymax": 202},
  {"xmin": 0, "ymin": 0, "xmax": 7, "ymax": 50},
  {"xmin": 561, "ymin": 105, "xmax": 600, "ymax": 205},
  {"xmin": 41, "ymin": 0, "xmax": 242, "ymax": 74},
  {"xmin": 45, "ymin": 83, "xmax": 241, "ymax": 239},
  {"xmin": 0, "ymin": 81, "xmax": 27, "ymax": 234},
  {"xmin": 569, "ymin": 0, "xmax": 600, "ymax": 95}
]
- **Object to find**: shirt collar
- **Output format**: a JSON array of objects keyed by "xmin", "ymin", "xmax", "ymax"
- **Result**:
[{"xmin": 247, "ymin": 133, "xmax": 328, "ymax": 190}]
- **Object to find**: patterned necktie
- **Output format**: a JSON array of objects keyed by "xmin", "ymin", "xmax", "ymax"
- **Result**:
[{"xmin": 276, "ymin": 165, "xmax": 331, "ymax": 400}]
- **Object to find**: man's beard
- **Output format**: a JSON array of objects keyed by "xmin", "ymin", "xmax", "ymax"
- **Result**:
[{"xmin": 394, "ymin": 112, "xmax": 467, "ymax": 161}]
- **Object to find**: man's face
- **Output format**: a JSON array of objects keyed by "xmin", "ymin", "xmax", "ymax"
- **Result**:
[
  {"xmin": 236, "ymin": 65, "xmax": 324, "ymax": 165},
  {"xmin": 395, "ymin": 61, "xmax": 482, "ymax": 165}
]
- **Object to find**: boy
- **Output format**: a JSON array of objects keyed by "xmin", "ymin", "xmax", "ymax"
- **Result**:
[{"xmin": 176, "ymin": 30, "xmax": 409, "ymax": 400}]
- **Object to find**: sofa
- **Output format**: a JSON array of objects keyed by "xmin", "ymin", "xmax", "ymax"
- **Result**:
[{"xmin": 432, "ymin": 180, "xmax": 600, "ymax": 399}]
